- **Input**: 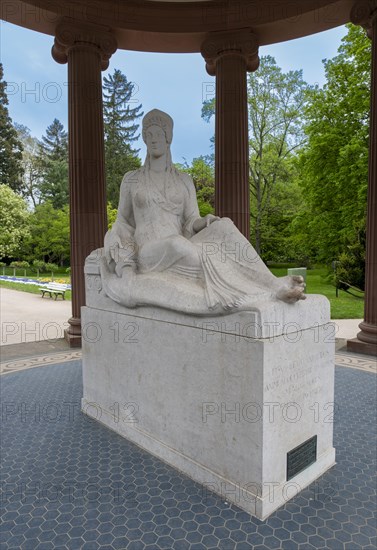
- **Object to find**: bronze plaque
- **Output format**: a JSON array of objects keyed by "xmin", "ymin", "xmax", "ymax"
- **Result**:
[{"xmin": 287, "ymin": 436, "xmax": 317, "ymax": 480}]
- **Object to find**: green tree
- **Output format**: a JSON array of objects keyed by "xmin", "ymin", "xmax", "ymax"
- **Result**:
[
  {"xmin": 298, "ymin": 24, "xmax": 370, "ymax": 264},
  {"xmin": 0, "ymin": 184, "xmax": 30, "ymax": 259},
  {"xmin": 202, "ymin": 56, "xmax": 310, "ymax": 258},
  {"xmin": 107, "ymin": 203, "xmax": 118, "ymax": 230},
  {"xmin": 26, "ymin": 202, "xmax": 70, "ymax": 265},
  {"xmin": 103, "ymin": 69, "xmax": 143, "ymax": 207},
  {"xmin": 15, "ymin": 124, "xmax": 43, "ymax": 207},
  {"xmin": 254, "ymin": 167, "xmax": 309, "ymax": 263},
  {"xmin": 32, "ymin": 259, "xmax": 46, "ymax": 276},
  {"xmin": 248, "ymin": 58, "xmax": 310, "ymax": 257},
  {"xmin": 38, "ymin": 119, "xmax": 69, "ymax": 208},
  {"xmin": 176, "ymin": 155, "xmax": 215, "ymax": 216},
  {"xmin": 40, "ymin": 118, "xmax": 68, "ymax": 161},
  {"xmin": 0, "ymin": 64, "xmax": 23, "ymax": 191}
]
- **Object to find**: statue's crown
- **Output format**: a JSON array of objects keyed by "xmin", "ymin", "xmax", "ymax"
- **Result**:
[{"xmin": 142, "ymin": 109, "xmax": 173, "ymax": 144}]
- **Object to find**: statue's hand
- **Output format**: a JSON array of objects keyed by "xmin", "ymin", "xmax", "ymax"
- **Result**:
[
  {"xmin": 193, "ymin": 214, "xmax": 221, "ymax": 233},
  {"xmin": 105, "ymin": 233, "xmax": 137, "ymax": 268},
  {"xmin": 105, "ymin": 233, "xmax": 121, "ymax": 265},
  {"xmin": 105, "ymin": 233, "xmax": 136, "ymax": 277}
]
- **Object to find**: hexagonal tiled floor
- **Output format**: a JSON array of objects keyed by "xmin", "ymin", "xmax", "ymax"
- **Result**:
[{"xmin": 1, "ymin": 362, "xmax": 376, "ymax": 549}]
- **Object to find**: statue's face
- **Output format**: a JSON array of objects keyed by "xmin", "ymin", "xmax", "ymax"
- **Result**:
[{"xmin": 145, "ymin": 125, "xmax": 168, "ymax": 158}]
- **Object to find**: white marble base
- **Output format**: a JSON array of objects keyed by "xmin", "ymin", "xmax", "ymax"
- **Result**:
[{"xmin": 81, "ymin": 295, "xmax": 335, "ymax": 520}]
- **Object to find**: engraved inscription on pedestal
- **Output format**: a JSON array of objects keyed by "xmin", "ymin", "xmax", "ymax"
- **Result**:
[{"xmin": 265, "ymin": 349, "xmax": 331, "ymax": 401}]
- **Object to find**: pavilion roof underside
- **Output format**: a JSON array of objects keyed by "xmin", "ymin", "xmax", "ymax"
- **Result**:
[{"xmin": 4, "ymin": 0, "xmax": 354, "ymax": 51}]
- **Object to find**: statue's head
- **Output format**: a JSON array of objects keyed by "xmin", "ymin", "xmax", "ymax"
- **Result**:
[
  {"xmin": 142, "ymin": 109, "xmax": 175, "ymax": 168},
  {"xmin": 142, "ymin": 109, "xmax": 173, "ymax": 145}
]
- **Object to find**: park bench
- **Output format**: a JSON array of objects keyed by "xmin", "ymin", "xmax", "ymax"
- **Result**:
[
  {"xmin": 40, "ymin": 282, "xmax": 68, "ymax": 300},
  {"xmin": 336, "ymin": 279, "xmax": 364, "ymax": 299}
]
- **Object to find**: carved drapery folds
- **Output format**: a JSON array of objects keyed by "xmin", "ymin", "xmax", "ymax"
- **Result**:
[
  {"xmin": 52, "ymin": 18, "xmax": 117, "ymax": 70},
  {"xmin": 201, "ymin": 30, "xmax": 259, "ymax": 238}
]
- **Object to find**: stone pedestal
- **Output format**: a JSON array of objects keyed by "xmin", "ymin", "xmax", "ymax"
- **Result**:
[{"xmin": 82, "ymin": 271, "xmax": 335, "ymax": 520}]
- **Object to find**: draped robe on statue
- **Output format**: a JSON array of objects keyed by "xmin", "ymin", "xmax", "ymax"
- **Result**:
[{"xmin": 96, "ymin": 166, "xmax": 282, "ymax": 315}]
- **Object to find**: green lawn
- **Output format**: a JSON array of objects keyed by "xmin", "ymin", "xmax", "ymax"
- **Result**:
[
  {"xmin": 0, "ymin": 267, "xmax": 364, "ymax": 319},
  {"xmin": 270, "ymin": 266, "xmax": 364, "ymax": 319}
]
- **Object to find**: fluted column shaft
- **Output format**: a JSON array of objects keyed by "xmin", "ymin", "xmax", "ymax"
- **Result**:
[
  {"xmin": 215, "ymin": 54, "xmax": 249, "ymax": 236},
  {"xmin": 348, "ymin": 2, "xmax": 377, "ymax": 356},
  {"xmin": 52, "ymin": 18, "xmax": 117, "ymax": 347},
  {"xmin": 67, "ymin": 44, "xmax": 106, "ymax": 342},
  {"xmin": 201, "ymin": 31, "xmax": 259, "ymax": 238},
  {"xmin": 359, "ymin": 15, "xmax": 377, "ymax": 344}
]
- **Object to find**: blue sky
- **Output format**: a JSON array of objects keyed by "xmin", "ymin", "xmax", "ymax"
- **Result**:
[{"xmin": 1, "ymin": 20, "xmax": 347, "ymax": 164}]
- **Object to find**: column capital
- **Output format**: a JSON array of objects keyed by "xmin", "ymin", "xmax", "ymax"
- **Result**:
[
  {"xmin": 351, "ymin": 0, "xmax": 377, "ymax": 38},
  {"xmin": 201, "ymin": 29, "xmax": 259, "ymax": 76},
  {"xmin": 52, "ymin": 18, "xmax": 117, "ymax": 70}
]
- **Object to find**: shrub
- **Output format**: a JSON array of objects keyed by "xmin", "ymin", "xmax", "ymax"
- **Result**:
[
  {"xmin": 45, "ymin": 262, "xmax": 59, "ymax": 273},
  {"xmin": 335, "ymin": 235, "xmax": 365, "ymax": 291},
  {"xmin": 10, "ymin": 261, "xmax": 30, "ymax": 269},
  {"xmin": 32, "ymin": 260, "xmax": 46, "ymax": 273}
]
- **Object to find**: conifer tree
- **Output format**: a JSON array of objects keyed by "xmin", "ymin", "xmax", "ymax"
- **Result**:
[
  {"xmin": 103, "ymin": 69, "xmax": 143, "ymax": 207},
  {"xmin": 0, "ymin": 63, "xmax": 23, "ymax": 191},
  {"xmin": 40, "ymin": 118, "xmax": 68, "ymax": 161},
  {"xmin": 38, "ymin": 119, "xmax": 69, "ymax": 208}
]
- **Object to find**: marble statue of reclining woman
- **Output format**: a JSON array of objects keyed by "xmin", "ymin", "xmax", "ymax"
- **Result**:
[{"xmin": 98, "ymin": 109, "xmax": 305, "ymax": 315}]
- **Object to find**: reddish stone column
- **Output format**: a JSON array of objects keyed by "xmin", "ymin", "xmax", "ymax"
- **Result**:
[
  {"xmin": 347, "ymin": 3, "xmax": 377, "ymax": 356},
  {"xmin": 52, "ymin": 19, "xmax": 117, "ymax": 347},
  {"xmin": 201, "ymin": 30, "xmax": 259, "ymax": 238}
]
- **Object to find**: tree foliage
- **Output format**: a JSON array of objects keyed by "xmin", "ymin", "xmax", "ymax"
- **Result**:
[
  {"xmin": 25, "ymin": 202, "xmax": 70, "ymax": 265},
  {"xmin": 1, "ymin": 29, "xmax": 370, "ymax": 277},
  {"xmin": 202, "ymin": 56, "xmax": 310, "ymax": 259},
  {"xmin": 103, "ymin": 69, "xmax": 143, "ymax": 207},
  {"xmin": 107, "ymin": 203, "xmax": 118, "ymax": 230},
  {"xmin": 38, "ymin": 119, "xmax": 69, "ymax": 209},
  {"xmin": 0, "ymin": 64, "xmax": 23, "ymax": 191},
  {"xmin": 297, "ymin": 24, "xmax": 370, "ymax": 264},
  {"xmin": 335, "ymin": 230, "xmax": 366, "ymax": 291},
  {"xmin": 176, "ymin": 155, "xmax": 215, "ymax": 216},
  {"xmin": 40, "ymin": 118, "xmax": 68, "ymax": 161},
  {"xmin": 15, "ymin": 124, "xmax": 43, "ymax": 207},
  {"xmin": 247, "ymin": 57, "xmax": 310, "ymax": 257},
  {"xmin": 0, "ymin": 67, "xmax": 147, "ymax": 267},
  {"xmin": 0, "ymin": 184, "xmax": 30, "ymax": 259}
]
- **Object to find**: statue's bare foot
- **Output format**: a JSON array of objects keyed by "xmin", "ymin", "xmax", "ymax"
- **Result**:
[{"xmin": 275, "ymin": 275, "xmax": 306, "ymax": 303}]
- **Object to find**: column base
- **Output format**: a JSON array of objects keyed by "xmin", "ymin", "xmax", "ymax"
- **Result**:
[
  {"xmin": 347, "ymin": 338, "xmax": 377, "ymax": 357},
  {"xmin": 64, "ymin": 317, "xmax": 82, "ymax": 348}
]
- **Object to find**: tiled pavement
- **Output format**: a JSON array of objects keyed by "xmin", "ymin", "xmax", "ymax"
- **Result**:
[{"xmin": 1, "ymin": 359, "xmax": 376, "ymax": 550}]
